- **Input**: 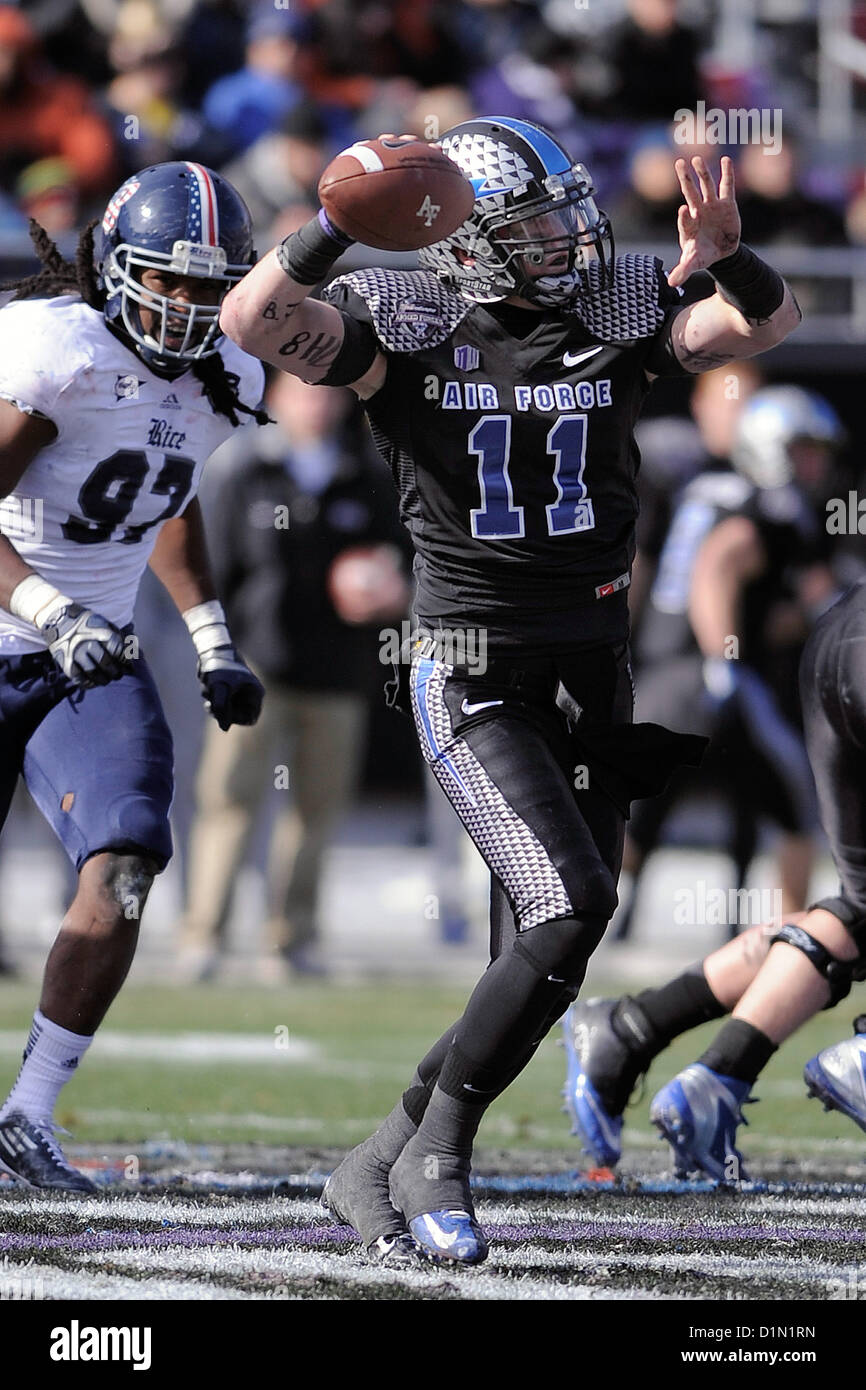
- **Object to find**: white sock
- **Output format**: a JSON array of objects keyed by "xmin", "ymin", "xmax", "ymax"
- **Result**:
[{"xmin": 0, "ymin": 1010, "xmax": 93, "ymax": 1122}]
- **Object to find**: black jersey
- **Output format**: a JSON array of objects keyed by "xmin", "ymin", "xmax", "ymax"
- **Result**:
[
  {"xmin": 324, "ymin": 259, "xmax": 687, "ymax": 653},
  {"xmin": 635, "ymin": 467, "xmax": 823, "ymax": 672}
]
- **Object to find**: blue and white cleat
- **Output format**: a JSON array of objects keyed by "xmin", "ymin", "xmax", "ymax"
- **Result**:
[
  {"xmin": 561, "ymin": 997, "xmax": 654, "ymax": 1167},
  {"xmin": 561, "ymin": 1000, "xmax": 625, "ymax": 1167},
  {"xmin": 408, "ymin": 1210, "xmax": 489, "ymax": 1266},
  {"xmin": 804, "ymin": 1027, "xmax": 866, "ymax": 1134},
  {"xmin": 649, "ymin": 1063, "xmax": 753, "ymax": 1183}
]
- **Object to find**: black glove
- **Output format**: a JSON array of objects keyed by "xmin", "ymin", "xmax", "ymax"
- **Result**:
[
  {"xmin": 197, "ymin": 646, "xmax": 264, "ymax": 731},
  {"xmin": 40, "ymin": 603, "xmax": 129, "ymax": 687}
]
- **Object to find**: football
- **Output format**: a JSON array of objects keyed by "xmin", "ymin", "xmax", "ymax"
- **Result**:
[{"xmin": 318, "ymin": 136, "xmax": 475, "ymax": 251}]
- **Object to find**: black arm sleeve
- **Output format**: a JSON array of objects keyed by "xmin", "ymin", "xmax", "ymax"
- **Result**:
[
  {"xmin": 317, "ymin": 309, "xmax": 380, "ymax": 386},
  {"xmin": 317, "ymin": 281, "xmax": 383, "ymax": 387}
]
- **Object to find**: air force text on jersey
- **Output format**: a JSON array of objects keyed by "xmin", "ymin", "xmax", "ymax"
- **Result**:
[{"xmin": 434, "ymin": 378, "xmax": 613, "ymax": 412}]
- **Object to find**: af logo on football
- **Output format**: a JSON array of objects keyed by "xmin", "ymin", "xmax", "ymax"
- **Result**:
[{"xmin": 416, "ymin": 194, "xmax": 441, "ymax": 228}]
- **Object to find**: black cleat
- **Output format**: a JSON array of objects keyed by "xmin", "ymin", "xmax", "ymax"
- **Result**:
[
  {"xmin": 562, "ymin": 996, "xmax": 654, "ymax": 1167},
  {"xmin": 0, "ymin": 1112, "xmax": 97, "ymax": 1193}
]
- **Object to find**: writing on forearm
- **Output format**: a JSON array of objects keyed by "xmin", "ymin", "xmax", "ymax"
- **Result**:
[
  {"xmin": 678, "ymin": 347, "xmax": 736, "ymax": 372},
  {"xmin": 262, "ymin": 299, "xmax": 302, "ymax": 322},
  {"xmin": 277, "ymin": 330, "xmax": 341, "ymax": 365}
]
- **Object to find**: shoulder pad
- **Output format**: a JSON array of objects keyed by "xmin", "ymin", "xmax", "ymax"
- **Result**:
[
  {"xmin": 569, "ymin": 255, "xmax": 668, "ymax": 342},
  {"xmin": 323, "ymin": 269, "xmax": 470, "ymax": 353}
]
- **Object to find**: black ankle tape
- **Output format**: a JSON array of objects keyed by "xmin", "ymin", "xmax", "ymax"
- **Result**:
[
  {"xmin": 699, "ymin": 1018, "xmax": 776, "ymax": 1085},
  {"xmin": 633, "ymin": 968, "xmax": 726, "ymax": 1050}
]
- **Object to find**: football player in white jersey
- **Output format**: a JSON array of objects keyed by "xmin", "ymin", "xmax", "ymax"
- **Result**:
[{"xmin": 0, "ymin": 162, "xmax": 267, "ymax": 1189}]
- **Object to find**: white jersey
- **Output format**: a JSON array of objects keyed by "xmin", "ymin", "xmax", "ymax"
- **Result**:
[{"xmin": 0, "ymin": 295, "xmax": 264, "ymax": 653}]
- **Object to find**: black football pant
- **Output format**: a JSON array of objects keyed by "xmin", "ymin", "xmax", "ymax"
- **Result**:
[{"xmin": 406, "ymin": 642, "xmax": 632, "ymax": 1104}]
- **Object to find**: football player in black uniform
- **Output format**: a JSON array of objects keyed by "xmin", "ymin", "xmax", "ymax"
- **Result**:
[
  {"xmin": 614, "ymin": 385, "xmax": 841, "ymax": 947},
  {"xmin": 220, "ymin": 118, "xmax": 801, "ymax": 1265}
]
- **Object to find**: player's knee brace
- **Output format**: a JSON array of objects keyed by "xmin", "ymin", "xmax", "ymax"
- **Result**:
[
  {"xmin": 515, "ymin": 912, "xmax": 608, "ymax": 989},
  {"xmin": 97, "ymin": 853, "xmax": 158, "ymax": 921},
  {"xmin": 769, "ymin": 921, "xmax": 862, "ymax": 1007}
]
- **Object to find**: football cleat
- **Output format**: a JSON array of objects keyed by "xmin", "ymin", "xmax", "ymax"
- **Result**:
[
  {"xmin": 388, "ymin": 1140, "xmax": 489, "ymax": 1267},
  {"xmin": 649, "ymin": 1064, "xmax": 753, "ymax": 1183},
  {"xmin": 408, "ymin": 1210, "xmax": 489, "ymax": 1267},
  {"xmin": 0, "ymin": 1112, "xmax": 96, "ymax": 1193},
  {"xmin": 804, "ymin": 1028, "xmax": 866, "ymax": 1134},
  {"xmin": 561, "ymin": 997, "xmax": 653, "ymax": 1167},
  {"xmin": 366, "ymin": 1232, "xmax": 428, "ymax": 1266},
  {"xmin": 323, "ymin": 1137, "xmax": 420, "ymax": 1262}
]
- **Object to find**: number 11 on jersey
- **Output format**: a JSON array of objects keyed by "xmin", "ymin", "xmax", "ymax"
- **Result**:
[{"xmin": 468, "ymin": 414, "xmax": 595, "ymax": 540}]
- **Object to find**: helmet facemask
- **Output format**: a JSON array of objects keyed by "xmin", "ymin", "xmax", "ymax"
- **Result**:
[
  {"xmin": 421, "ymin": 148, "xmax": 614, "ymax": 308},
  {"xmin": 101, "ymin": 238, "xmax": 247, "ymax": 370},
  {"xmin": 483, "ymin": 170, "xmax": 615, "ymax": 307}
]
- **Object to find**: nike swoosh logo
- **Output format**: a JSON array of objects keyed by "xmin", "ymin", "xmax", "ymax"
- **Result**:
[
  {"xmin": 460, "ymin": 699, "xmax": 504, "ymax": 715},
  {"xmin": 562, "ymin": 345, "xmax": 605, "ymax": 368},
  {"xmin": 463, "ymin": 1082, "xmax": 496, "ymax": 1095},
  {"xmin": 420, "ymin": 1217, "xmax": 461, "ymax": 1246}
]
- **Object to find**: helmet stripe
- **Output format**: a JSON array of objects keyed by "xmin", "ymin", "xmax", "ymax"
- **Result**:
[
  {"xmin": 483, "ymin": 117, "xmax": 570, "ymax": 178},
  {"xmin": 185, "ymin": 162, "xmax": 220, "ymax": 247}
]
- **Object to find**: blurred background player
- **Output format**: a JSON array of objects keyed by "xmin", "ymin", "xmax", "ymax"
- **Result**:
[
  {"xmin": 610, "ymin": 384, "xmax": 843, "ymax": 946},
  {"xmin": 561, "ymin": 566, "xmax": 866, "ymax": 1181},
  {"xmin": 0, "ymin": 161, "xmax": 265, "ymax": 1189},
  {"xmin": 176, "ymin": 370, "xmax": 410, "ymax": 981}
]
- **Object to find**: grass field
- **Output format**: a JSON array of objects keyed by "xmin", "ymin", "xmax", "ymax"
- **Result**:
[
  {"xmin": 1, "ymin": 974, "xmax": 866, "ymax": 1303},
  {"xmin": 1, "ymin": 976, "xmax": 862, "ymax": 1154}
]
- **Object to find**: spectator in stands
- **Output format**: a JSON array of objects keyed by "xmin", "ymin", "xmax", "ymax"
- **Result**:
[
  {"xmin": 736, "ymin": 136, "xmax": 847, "ymax": 248},
  {"xmin": 102, "ymin": 0, "xmax": 232, "ymax": 173},
  {"xmin": 202, "ymin": 2, "xmax": 310, "ymax": 157},
  {"xmin": 222, "ymin": 103, "xmax": 330, "ymax": 244},
  {"xmin": 0, "ymin": 5, "xmax": 115, "ymax": 204},
  {"xmin": 577, "ymin": 0, "xmax": 703, "ymax": 123},
  {"xmin": 177, "ymin": 373, "xmax": 410, "ymax": 981},
  {"xmin": 609, "ymin": 128, "xmax": 685, "ymax": 243}
]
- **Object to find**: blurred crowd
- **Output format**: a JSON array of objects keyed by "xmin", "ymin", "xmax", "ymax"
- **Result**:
[
  {"xmin": 0, "ymin": 0, "xmax": 864, "ymax": 980},
  {"xmin": 0, "ymin": 0, "xmax": 860, "ymax": 259}
]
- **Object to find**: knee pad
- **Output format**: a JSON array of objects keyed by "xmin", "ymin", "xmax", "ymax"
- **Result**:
[
  {"xmin": 769, "ymin": 921, "xmax": 860, "ymax": 1007},
  {"xmin": 515, "ymin": 913, "xmax": 608, "ymax": 988}
]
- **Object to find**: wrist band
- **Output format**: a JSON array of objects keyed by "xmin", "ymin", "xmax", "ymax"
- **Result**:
[
  {"xmin": 276, "ymin": 210, "xmax": 356, "ymax": 287},
  {"xmin": 8, "ymin": 574, "xmax": 70, "ymax": 628},
  {"xmin": 708, "ymin": 243, "xmax": 785, "ymax": 321},
  {"xmin": 183, "ymin": 599, "xmax": 231, "ymax": 657}
]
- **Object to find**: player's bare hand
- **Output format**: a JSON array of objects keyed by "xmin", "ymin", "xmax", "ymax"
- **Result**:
[{"xmin": 668, "ymin": 156, "xmax": 741, "ymax": 288}]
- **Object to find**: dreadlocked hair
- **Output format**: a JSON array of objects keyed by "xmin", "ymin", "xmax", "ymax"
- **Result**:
[
  {"xmin": 4, "ymin": 219, "xmax": 270, "ymax": 429},
  {"xmin": 3, "ymin": 219, "xmax": 103, "ymax": 309},
  {"xmin": 192, "ymin": 356, "xmax": 271, "ymax": 428}
]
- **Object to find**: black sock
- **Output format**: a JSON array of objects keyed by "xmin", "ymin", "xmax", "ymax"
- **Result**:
[
  {"xmin": 631, "ymin": 967, "xmax": 727, "ymax": 1054},
  {"xmin": 699, "ymin": 1018, "xmax": 777, "ymax": 1084}
]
